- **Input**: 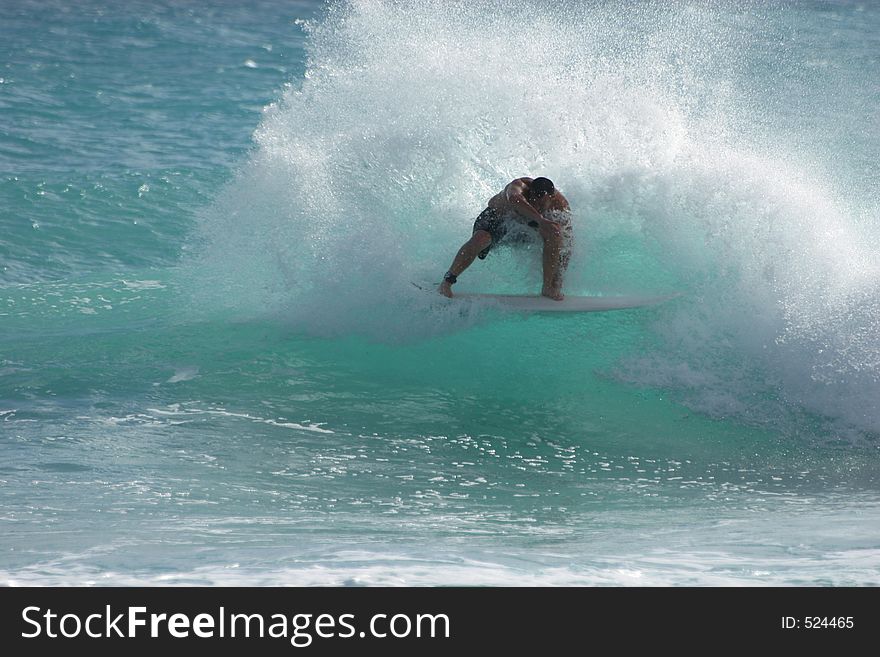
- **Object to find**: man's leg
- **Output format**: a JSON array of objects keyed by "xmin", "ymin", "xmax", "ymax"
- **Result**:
[
  {"xmin": 552, "ymin": 249, "xmax": 571, "ymax": 289},
  {"xmin": 540, "ymin": 224, "xmax": 565, "ymax": 300},
  {"xmin": 552, "ymin": 229, "xmax": 572, "ymax": 291},
  {"xmin": 438, "ymin": 230, "xmax": 492, "ymax": 298}
]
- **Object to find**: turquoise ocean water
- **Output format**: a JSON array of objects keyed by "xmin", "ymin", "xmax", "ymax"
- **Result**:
[{"xmin": 2, "ymin": 0, "xmax": 879, "ymax": 585}]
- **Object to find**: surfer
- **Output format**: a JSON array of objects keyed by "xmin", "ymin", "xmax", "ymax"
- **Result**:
[{"xmin": 438, "ymin": 177, "xmax": 572, "ymax": 300}]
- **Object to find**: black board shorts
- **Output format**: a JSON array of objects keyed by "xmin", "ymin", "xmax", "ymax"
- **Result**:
[{"xmin": 472, "ymin": 207, "xmax": 540, "ymax": 259}]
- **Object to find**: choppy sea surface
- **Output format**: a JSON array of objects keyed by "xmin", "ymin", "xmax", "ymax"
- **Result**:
[{"xmin": 2, "ymin": 0, "xmax": 878, "ymax": 586}]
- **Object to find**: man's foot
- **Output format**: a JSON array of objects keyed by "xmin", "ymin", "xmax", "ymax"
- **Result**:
[
  {"xmin": 541, "ymin": 286, "xmax": 564, "ymax": 301},
  {"xmin": 438, "ymin": 281, "xmax": 454, "ymax": 298}
]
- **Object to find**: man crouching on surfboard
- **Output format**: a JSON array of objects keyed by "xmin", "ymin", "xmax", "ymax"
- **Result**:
[{"xmin": 438, "ymin": 177, "xmax": 572, "ymax": 300}]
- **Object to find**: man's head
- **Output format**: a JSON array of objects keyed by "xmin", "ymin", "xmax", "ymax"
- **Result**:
[{"xmin": 527, "ymin": 177, "xmax": 555, "ymax": 201}]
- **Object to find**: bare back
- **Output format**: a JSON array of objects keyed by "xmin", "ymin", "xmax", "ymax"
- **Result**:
[{"xmin": 487, "ymin": 177, "xmax": 569, "ymax": 218}]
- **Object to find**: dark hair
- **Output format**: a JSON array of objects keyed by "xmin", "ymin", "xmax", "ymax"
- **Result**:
[{"xmin": 529, "ymin": 177, "xmax": 555, "ymax": 198}]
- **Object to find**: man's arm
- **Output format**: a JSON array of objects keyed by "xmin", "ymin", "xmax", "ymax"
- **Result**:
[{"xmin": 504, "ymin": 180, "xmax": 553, "ymax": 226}]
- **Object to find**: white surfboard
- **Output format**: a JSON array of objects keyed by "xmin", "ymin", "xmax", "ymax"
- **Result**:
[{"xmin": 452, "ymin": 292, "xmax": 678, "ymax": 313}]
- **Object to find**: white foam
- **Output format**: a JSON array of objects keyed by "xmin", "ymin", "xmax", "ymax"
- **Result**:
[
  {"xmin": 166, "ymin": 366, "xmax": 200, "ymax": 383},
  {"xmin": 146, "ymin": 406, "xmax": 335, "ymax": 434},
  {"xmin": 121, "ymin": 279, "xmax": 165, "ymax": 290},
  {"xmin": 190, "ymin": 0, "xmax": 880, "ymax": 434},
  {"xmin": 3, "ymin": 549, "xmax": 879, "ymax": 587}
]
